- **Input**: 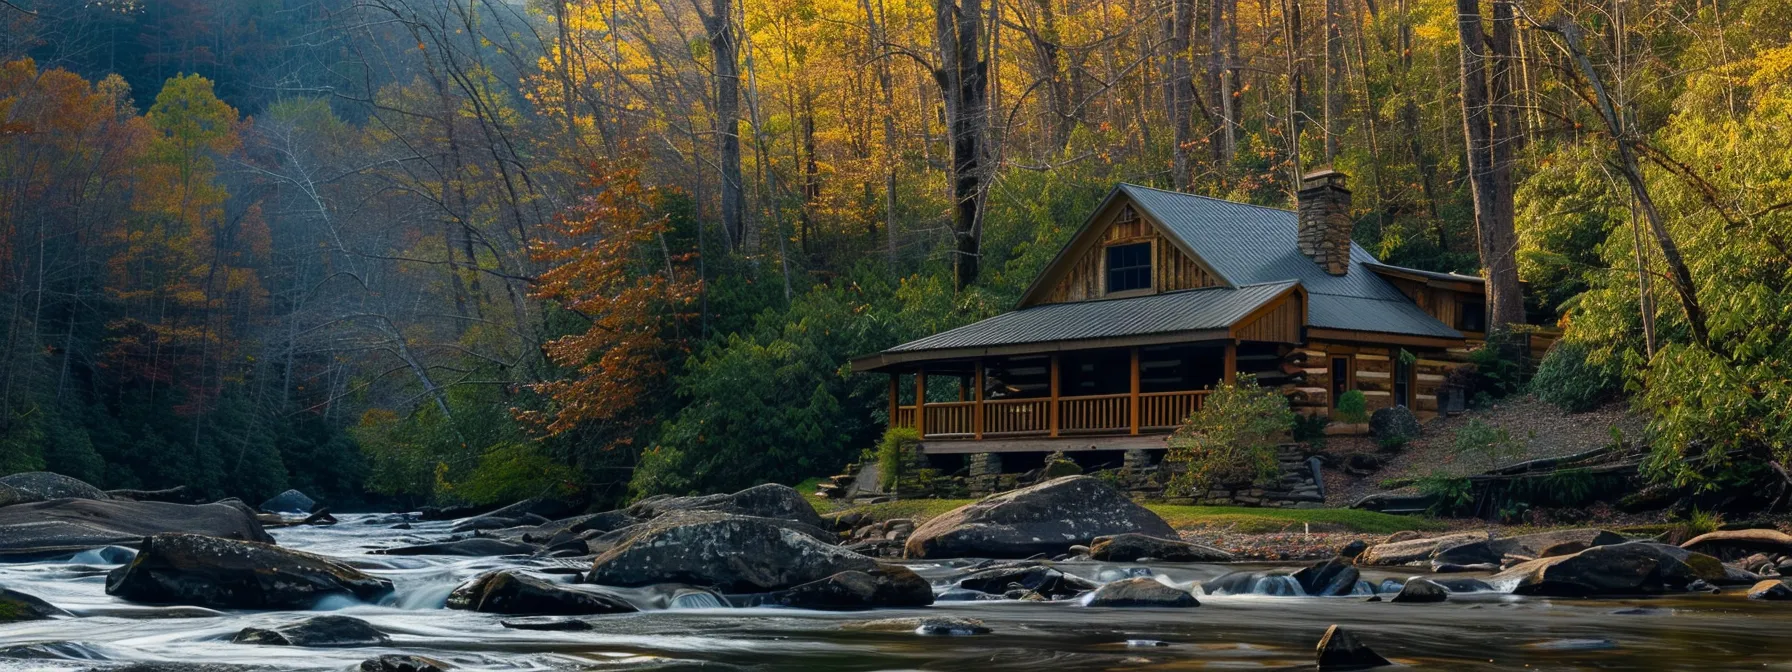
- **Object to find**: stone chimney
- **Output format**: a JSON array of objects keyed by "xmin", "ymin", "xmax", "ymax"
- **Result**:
[{"xmin": 1297, "ymin": 169, "xmax": 1353, "ymax": 276}]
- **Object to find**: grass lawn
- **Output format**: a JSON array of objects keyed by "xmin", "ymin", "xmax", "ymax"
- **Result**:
[{"xmin": 810, "ymin": 492, "xmax": 1440, "ymax": 535}]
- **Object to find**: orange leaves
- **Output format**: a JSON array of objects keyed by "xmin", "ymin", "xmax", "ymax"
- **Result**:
[{"xmin": 521, "ymin": 163, "xmax": 700, "ymax": 439}]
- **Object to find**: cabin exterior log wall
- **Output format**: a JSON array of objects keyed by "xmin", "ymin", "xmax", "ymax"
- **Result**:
[{"xmin": 1289, "ymin": 340, "xmax": 1470, "ymax": 422}]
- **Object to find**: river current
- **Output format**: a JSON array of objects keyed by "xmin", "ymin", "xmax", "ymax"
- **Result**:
[{"xmin": 2, "ymin": 514, "xmax": 1788, "ymax": 671}]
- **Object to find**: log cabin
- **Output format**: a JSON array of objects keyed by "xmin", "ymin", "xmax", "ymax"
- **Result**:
[{"xmin": 850, "ymin": 170, "xmax": 1538, "ymax": 471}]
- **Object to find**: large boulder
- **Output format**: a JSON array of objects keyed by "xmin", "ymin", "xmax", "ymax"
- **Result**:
[
  {"xmin": 1368, "ymin": 407, "xmax": 1420, "ymax": 447},
  {"xmin": 1089, "ymin": 533, "xmax": 1233, "ymax": 562},
  {"xmin": 448, "ymin": 571, "xmax": 636, "ymax": 615},
  {"xmin": 1389, "ymin": 577, "xmax": 1448, "ymax": 603},
  {"xmin": 770, "ymin": 565, "xmax": 934, "ymax": 610},
  {"xmin": 0, "ymin": 498, "xmax": 272, "ymax": 558},
  {"xmin": 904, "ymin": 476, "xmax": 1176, "ymax": 559},
  {"xmin": 625, "ymin": 483, "xmax": 827, "ymax": 530},
  {"xmin": 0, "ymin": 472, "xmax": 108, "ymax": 506},
  {"xmin": 1, "ymin": 586, "xmax": 69, "ymax": 621},
  {"xmin": 1491, "ymin": 541, "xmax": 1727, "ymax": 597},
  {"xmin": 258, "ymin": 490, "xmax": 317, "ymax": 514},
  {"xmin": 1292, "ymin": 558, "xmax": 1361, "ymax": 596},
  {"xmin": 359, "ymin": 655, "xmax": 450, "ymax": 672},
  {"xmin": 1082, "ymin": 577, "xmax": 1199, "ymax": 608},
  {"xmin": 585, "ymin": 515, "xmax": 877, "ymax": 592},
  {"xmin": 1748, "ymin": 580, "xmax": 1792, "ymax": 601},
  {"xmin": 1356, "ymin": 532, "xmax": 1489, "ymax": 566},
  {"xmin": 1432, "ymin": 529, "xmax": 1627, "ymax": 566},
  {"xmin": 232, "ymin": 615, "xmax": 390, "ymax": 647},
  {"xmin": 1680, "ymin": 529, "xmax": 1792, "ymax": 562},
  {"xmin": 956, "ymin": 564, "xmax": 1100, "ymax": 599},
  {"xmin": 105, "ymin": 486, "xmax": 203, "ymax": 504},
  {"xmin": 105, "ymin": 533, "xmax": 394, "ymax": 609},
  {"xmin": 1315, "ymin": 625, "xmax": 1392, "ymax": 670}
]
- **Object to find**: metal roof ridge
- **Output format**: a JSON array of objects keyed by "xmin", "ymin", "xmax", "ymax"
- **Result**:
[{"xmin": 1117, "ymin": 183, "xmax": 1298, "ymax": 215}]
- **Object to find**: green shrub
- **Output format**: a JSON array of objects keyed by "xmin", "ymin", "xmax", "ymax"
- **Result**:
[
  {"xmin": 1452, "ymin": 419, "xmax": 1523, "ymax": 472},
  {"xmin": 1416, "ymin": 473, "xmax": 1476, "ymax": 516},
  {"xmin": 1166, "ymin": 374, "xmax": 1295, "ymax": 494},
  {"xmin": 1334, "ymin": 390, "xmax": 1368, "ymax": 424},
  {"xmin": 1291, "ymin": 413, "xmax": 1329, "ymax": 448},
  {"xmin": 875, "ymin": 427, "xmax": 920, "ymax": 491},
  {"xmin": 1466, "ymin": 332, "xmax": 1527, "ymax": 400},
  {"xmin": 1529, "ymin": 342, "xmax": 1621, "ymax": 412}
]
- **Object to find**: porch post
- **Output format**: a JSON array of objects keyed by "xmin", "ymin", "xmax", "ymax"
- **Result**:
[
  {"xmin": 888, "ymin": 374, "xmax": 899, "ymax": 428},
  {"xmin": 915, "ymin": 366, "xmax": 927, "ymax": 437},
  {"xmin": 1129, "ymin": 347, "xmax": 1141, "ymax": 435},
  {"xmin": 1223, "ymin": 342, "xmax": 1238, "ymax": 383},
  {"xmin": 1049, "ymin": 354, "xmax": 1061, "ymax": 437},
  {"xmin": 973, "ymin": 361, "xmax": 985, "ymax": 440}
]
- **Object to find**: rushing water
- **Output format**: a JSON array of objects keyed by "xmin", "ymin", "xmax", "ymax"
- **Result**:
[{"xmin": 3, "ymin": 515, "xmax": 1789, "ymax": 671}]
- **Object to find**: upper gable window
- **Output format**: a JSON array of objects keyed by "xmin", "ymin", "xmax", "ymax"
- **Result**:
[{"xmin": 1106, "ymin": 243, "xmax": 1152, "ymax": 294}]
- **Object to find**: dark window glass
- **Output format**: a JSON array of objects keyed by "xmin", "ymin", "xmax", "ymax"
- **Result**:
[
  {"xmin": 1331, "ymin": 357, "xmax": 1350, "ymax": 406},
  {"xmin": 1394, "ymin": 355, "xmax": 1413, "ymax": 408},
  {"xmin": 1458, "ymin": 301, "xmax": 1486, "ymax": 332},
  {"xmin": 1105, "ymin": 243, "xmax": 1152, "ymax": 293}
]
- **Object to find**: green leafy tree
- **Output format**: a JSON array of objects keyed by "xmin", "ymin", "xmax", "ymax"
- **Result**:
[{"xmin": 1166, "ymin": 375, "xmax": 1295, "ymax": 494}]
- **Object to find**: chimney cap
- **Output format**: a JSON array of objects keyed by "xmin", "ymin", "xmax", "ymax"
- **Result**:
[{"xmin": 1300, "ymin": 168, "xmax": 1349, "ymax": 191}]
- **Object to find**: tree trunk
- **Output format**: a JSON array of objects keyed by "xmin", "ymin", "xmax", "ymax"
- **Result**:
[
  {"xmin": 704, "ymin": 0, "xmax": 746, "ymax": 251},
  {"xmin": 1282, "ymin": 0, "xmax": 1304, "ymax": 193},
  {"xmin": 1456, "ymin": 0, "xmax": 1523, "ymax": 330},
  {"xmin": 1208, "ymin": 0, "xmax": 1237, "ymax": 163},
  {"xmin": 1169, "ymin": 0, "xmax": 1195, "ymax": 190},
  {"xmin": 1323, "ymin": 0, "xmax": 1343, "ymax": 162},
  {"xmin": 934, "ymin": 0, "xmax": 990, "ymax": 290}
]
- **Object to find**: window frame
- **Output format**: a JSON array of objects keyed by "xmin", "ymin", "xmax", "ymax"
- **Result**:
[{"xmin": 1103, "ymin": 241, "xmax": 1154, "ymax": 296}]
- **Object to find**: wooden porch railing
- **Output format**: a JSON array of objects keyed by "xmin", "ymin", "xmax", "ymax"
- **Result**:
[{"xmin": 894, "ymin": 389, "xmax": 1208, "ymax": 440}]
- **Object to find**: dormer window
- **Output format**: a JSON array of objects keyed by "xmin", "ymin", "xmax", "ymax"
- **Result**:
[{"xmin": 1106, "ymin": 243, "xmax": 1152, "ymax": 294}]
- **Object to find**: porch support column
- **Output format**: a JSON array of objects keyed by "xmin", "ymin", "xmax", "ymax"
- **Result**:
[
  {"xmin": 1049, "ymin": 354, "xmax": 1061, "ymax": 437},
  {"xmin": 1129, "ymin": 347, "xmax": 1141, "ymax": 435},
  {"xmin": 1224, "ymin": 342, "xmax": 1238, "ymax": 383},
  {"xmin": 888, "ymin": 374, "xmax": 899, "ymax": 428},
  {"xmin": 973, "ymin": 361, "xmax": 985, "ymax": 440},
  {"xmin": 915, "ymin": 366, "xmax": 927, "ymax": 437}
]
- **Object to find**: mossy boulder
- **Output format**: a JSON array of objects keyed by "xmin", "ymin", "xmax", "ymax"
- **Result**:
[{"xmin": 105, "ymin": 533, "xmax": 394, "ymax": 609}]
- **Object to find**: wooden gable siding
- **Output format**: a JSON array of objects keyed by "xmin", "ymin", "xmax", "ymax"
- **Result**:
[
  {"xmin": 1040, "ymin": 204, "xmax": 1218, "ymax": 304},
  {"xmin": 1232, "ymin": 293, "xmax": 1303, "ymax": 343},
  {"xmin": 1383, "ymin": 276, "xmax": 1478, "ymax": 334}
]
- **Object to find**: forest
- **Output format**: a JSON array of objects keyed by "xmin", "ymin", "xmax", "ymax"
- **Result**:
[{"xmin": 0, "ymin": 0, "xmax": 1785, "ymax": 510}]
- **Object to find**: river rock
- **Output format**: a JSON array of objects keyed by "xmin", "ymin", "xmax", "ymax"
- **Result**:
[
  {"xmin": 104, "ymin": 486, "xmax": 202, "ymax": 504},
  {"xmin": 842, "ymin": 616, "xmax": 991, "ymax": 635},
  {"xmin": 770, "ymin": 565, "xmax": 934, "ymax": 610},
  {"xmin": 257, "ymin": 489, "xmax": 316, "ymax": 514},
  {"xmin": 585, "ymin": 514, "xmax": 876, "ymax": 592},
  {"xmin": 0, "ymin": 472, "xmax": 109, "ymax": 507},
  {"xmin": 1293, "ymin": 558, "xmax": 1361, "ymax": 596},
  {"xmin": 448, "ymin": 570, "xmax": 636, "ymax": 615},
  {"xmin": 1339, "ymin": 540, "xmax": 1369, "ymax": 559},
  {"xmin": 376, "ymin": 538, "xmax": 540, "ymax": 557},
  {"xmin": 0, "ymin": 498, "xmax": 273, "ymax": 557},
  {"xmin": 1432, "ymin": 529, "xmax": 1627, "ymax": 566},
  {"xmin": 105, "ymin": 533, "xmax": 394, "ymax": 609},
  {"xmin": 625, "ymin": 483, "xmax": 827, "ymax": 530},
  {"xmin": 1681, "ymin": 529, "xmax": 1792, "ymax": 562},
  {"xmin": 1356, "ymin": 531, "xmax": 1489, "ymax": 566},
  {"xmin": 450, "ymin": 497, "xmax": 574, "ymax": 533},
  {"xmin": 1089, "ymin": 533, "xmax": 1234, "ymax": 562},
  {"xmin": 1491, "ymin": 541, "xmax": 1727, "ymax": 597},
  {"xmin": 1316, "ymin": 625, "xmax": 1392, "ymax": 670},
  {"xmin": 957, "ymin": 564, "xmax": 1100, "ymax": 599},
  {"xmin": 88, "ymin": 666, "xmax": 275, "ymax": 672},
  {"xmin": 232, "ymin": 615, "xmax": 391, "ymax": 646},
  {"xmin": 1368, "ymin": 407, "xmax": 1420, "ymax": 447},
  {"xmin": 1203, "ymin": 570, "xmax": 1303, "ymax": 596},
  {"xmin": 1388, "ymin": 577, "xmax": 1448, "ymax": 603},
  {"xmin": 1, "ymin": 586, "xmax": 69, "ymax": 621},
  {"xmin": 1082, "ymin": 577, "xmax": 1199, "ymax": 608},
  {"xmin": 1748, "ymin": 579, "xmax": 1792, "ymax": 600},
  {"xmin": 359, "ymin": 655, "xmax": 451, "ymax": 672},
  {"xmin": 905, "ymin": 476, "xmax": 1176, "ymax": 559}
]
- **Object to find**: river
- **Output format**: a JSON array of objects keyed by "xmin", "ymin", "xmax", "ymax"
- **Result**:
[{"xmin": 2, "ymin": 514, "xmax": 1787, "ymax": 670}]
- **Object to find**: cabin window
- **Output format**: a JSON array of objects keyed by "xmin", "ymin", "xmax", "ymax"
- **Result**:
[
  {"xmin": 1105, "ymin": 243, "xmax": 1152, "ymax": 293},
  {"xmin": 1330, "ymin": 357, "xmax": 1351, "ymax": 406},
  {"xmin": 1457, "ymin": 300, "xmax": 1486, "ymax": 332},
  {"xmin": 1394, "ymin": 354, "xmax": 1413, "ymax": 408}
]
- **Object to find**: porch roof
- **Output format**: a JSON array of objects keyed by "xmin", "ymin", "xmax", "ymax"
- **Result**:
[{"xmin": 850, "ymin": 281, "xmax": 1294, "ymax": 372}]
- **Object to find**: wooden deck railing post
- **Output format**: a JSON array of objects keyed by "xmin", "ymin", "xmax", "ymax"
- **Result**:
[
  {"xmin": 1224, "ymin": 342, "xmax": 1238, "ymax": 383},
  {"xmin": 1049, "ymin": 354, "xmax": 1060, "ymax": 437},
  {"xmin": 888, "ymin": 374, "xmax": 899, "ymax": 428},
  {"xmin": 915, "ymin": 366, "xmax": 927, "ymax": 437},
  {"xmin": 973, "ymin": 361, "xmax": 984, "ymax": 440},
  {"xmin": 1129, "ymin": 347, "xmax": 1141, "ymax": 435}
]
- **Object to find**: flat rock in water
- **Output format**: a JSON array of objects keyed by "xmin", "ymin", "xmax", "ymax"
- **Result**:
[
  {"xmin": 770, "ymin": 565, "xmax": 934, "ymax": 610},
  {"xmin": 904, "ymin": 476, "xmax": 1177, "ymax": 559},
  {"xmin": 87, "ymin": 666, "xmax": 274, "ymax": 672},
  {"xmin": 0, "ymin": 472, "xmax": 108, "ymax": 506},
  {"xmin": 1356, "ymin": 531, "xmax": 1489, "ymax": 566},
  {"xmin": 586, "ymin": 514, "xmax": 877, "ymax": 592},
  {"xmin": 232, "ymin": 615, "xmax": 390, "ymax": 647},
  {"xmin": 105, "ymin": 533, "xmax": 394, "ymax": 609},
  {"xmin": 957, "ymin": 564, "xmax": 1100, "ymax": 599},
  {"xmin": 375, "ymin": 538, "xmax": 540, "ymax": 557},
  {"xmin": 501, "ymin": 618, "xmax": 595, "ymax": 631},
  {"xmin": 257, "ymin": 489, "xmax": 317, "ymax": 514},
  {"xmin": 1292, "ymin": 558, "xmax": 1361, "ymax": 596},
  {"xmin": 359, "ymin": 655, "xmax": 451, "ymax": 672},
  {"xmin": 842, "ymin": 616, "xmax": 990, "ymax": 635},
  {"xmin": 1389, "ymin": 577, "xmax": 1448, "ymax": 603},
  {"xmin": 104, "ymin": 486, "xmax": 203, "ymax": 504},
  {"xmin": 0, "ymin": 586, "xmax": 69, "ymax": 621},
  {"xmin": 448, "ymin": 570, "xmax": 636, "ymax": 615},
  {"xmin": 1747, "ymin": 579, "xmax": 1792, "ymax": 601},
  {"xmin": 1491, "ymin": 541, "xmax": 1727, "ymax": 597},
  {"xmin": 1316, "ymin": 624, "xmax": 1392, "ymax": 670},
  {"xmin": 1433, "ymin": 529, "xmax": 1626, "ymax": 566},
  {"xmin": 625, "ymin": 483, "xmax": 827, "ymax": 530},
  {"xmin": 0, "ymin": 499, "xmax": 273, "ymax": 558},
  {"xmin": 1083, "ymin": 577, "xmax": 1199, "ymax": 608},
  {"xmin": 1089, "ymin": 533, "xmax": 1233, "ymax": 562},
  {"xmin": 1681, "ymin": 529, "xmax": 1792, "ymax": 561}
]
